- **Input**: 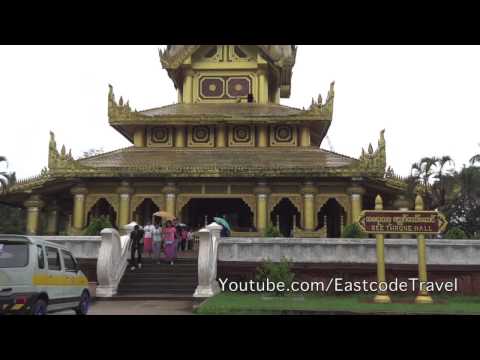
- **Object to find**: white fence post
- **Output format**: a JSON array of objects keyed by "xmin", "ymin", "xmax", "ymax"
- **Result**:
[{"xmin": 194, "ymin": 222, "xmax": 222, "ymax": 298}]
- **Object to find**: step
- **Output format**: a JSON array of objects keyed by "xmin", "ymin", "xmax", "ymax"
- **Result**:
[
  {"xmin": 120, "ymin": 281, "xmax": 197, "ymax": 287},
  {"xmin": 106, "ymin": 294, "xmax": 196, "ymax": 301},
  {"xmin": 121, "ymin": 276, "xmax": 197, "ymax": 281},
  {"xmin": 118, "ymin": 283, "xmax": 197, "ymax": 290},
  {"xmin": 117, "ymin": 289, "xmax": 196, "ymax": 295}
]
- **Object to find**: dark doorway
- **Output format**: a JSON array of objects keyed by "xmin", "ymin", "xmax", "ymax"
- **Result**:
[
  {"xmin": 316, "ymin": 198, "xmax": 346, "ymax": 238},
  {"xmin": 181, "ymin": 198, "xmax": 254, "ymax": 232},
  {"xmin": 270, "ymin": 198, "xmax": 301, "ymax": 237},
  {"xmin": 87, "ymin": 198, "xmax": 117, "ymax": 227},
  {"xmin": 133, "ymin": 199, "xmax": 160, "ymax": 226}
]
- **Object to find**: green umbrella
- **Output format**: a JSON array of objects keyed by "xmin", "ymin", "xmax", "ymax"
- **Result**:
[{"xmin": 214, "ymin": 217, "xmax": 231, "ymax": 231}]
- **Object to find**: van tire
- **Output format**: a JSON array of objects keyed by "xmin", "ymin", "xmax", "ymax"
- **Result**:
[
  {"xmin": 75, "ymin": 291, "xmax": 90, "ymax": 315},
  {"xmin": 31, "ymin": 299, "xmax": 48, "ymax": 315}
]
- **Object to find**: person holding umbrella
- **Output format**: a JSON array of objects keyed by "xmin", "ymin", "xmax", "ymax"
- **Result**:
[{"xmin": 214, "ymin": 215, "xmax": 231, "ymax": 237}]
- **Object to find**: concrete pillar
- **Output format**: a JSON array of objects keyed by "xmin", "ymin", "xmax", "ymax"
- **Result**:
[
  {"xmin": 71, "ymin": 185, "xmax": 88, "ymax": 232},
  {"xmin": 183, "ymin": 70, "xmax": 194, "ymax": 104},
  {"xmin": 133, "ymin": 128, "xmax": 145, "ymax": 147},
  {"xmin": 301, "ymin": 182, "xmax": 318, "ymax": 231},
  {"xmin": 162, "ymin": 182, "xmax": 178, "ymax": 218},
  {"xmin": 257, "ymin": 125, "xmax": 268, "ymax": 147},
  {"xmin": 347, "ymin": 185, "xmax": 365, "ymax": 224},
  {"xmin": 24, "ymin": 195, "xmax": 45, "ymax": 235},
  {"xmin": 45, "ymin": 201, "xmax": 60, "ymax": 235},
  {"xmin": 254, "ymin": 182, "xmax": 271, "ymax": 233},
  {"xmin": 299, "ymin": 126, "xmax": 311, "ymax": 147},
  {"xmin": 175, "ymin": 126, "xmax": 186, "ymax": 148},
  {"xmin": 116, "ymin": 181, "xmax": 134, "ymax": 228},
  {"xmin": 216, "ymin": 125, "xmax": 226, "ymax": 147}
]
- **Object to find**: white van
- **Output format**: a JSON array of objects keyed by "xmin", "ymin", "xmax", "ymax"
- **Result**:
[{"xmin": 0, "ymin": 235, "xmax": 90, "ymax": 315}]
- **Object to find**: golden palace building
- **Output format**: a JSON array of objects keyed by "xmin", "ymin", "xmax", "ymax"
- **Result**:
[{"xmin": 2, "ymin": 45, "xmax": 407, "ymax": 237}]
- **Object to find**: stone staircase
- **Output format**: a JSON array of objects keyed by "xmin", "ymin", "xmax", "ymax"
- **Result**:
[{"xmin": 113, "ymin": 257, "xmax": 198, "ymax": 300}]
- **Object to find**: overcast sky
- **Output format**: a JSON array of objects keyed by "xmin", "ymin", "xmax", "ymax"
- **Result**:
[{"xmin": 0, "ymin": 45, "xmax": 479, "ymax": 179}]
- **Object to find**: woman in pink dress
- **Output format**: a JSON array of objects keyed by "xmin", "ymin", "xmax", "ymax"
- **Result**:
[
  {"xmin": 162, "ymin": 220, "xmax": 177, "ymax": 265},
  {"xmin": 143, "ymin": 222, "xmax": 154, "ymax": 257}
]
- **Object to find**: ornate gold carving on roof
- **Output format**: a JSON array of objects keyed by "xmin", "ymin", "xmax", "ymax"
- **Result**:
[
  {"xmin": 356, "ymin": 129, "xmax": 386, "ymax": 176},
  {"xmin": 304, "ymin": 81, "xmax": 335, "ymax": 118},
  {"xmin": 108, "ymin": 84, "xmax": 138, "ymax": 121},
  {"xmin": 48, "ymin": 131, "xmax": 89, "ymax": 172},
  {"xmin": 384, "ymin": 165, "xmax": 408, "ymax": 189}
]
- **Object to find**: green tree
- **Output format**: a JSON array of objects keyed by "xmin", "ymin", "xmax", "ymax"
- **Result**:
[
  {"xmin": 342, "ymin": 223, "xmax": 366, "ymax": 238},
  {"xmin": 83, "ymin": 215, "xmax": 113, "ymax": 235},
  {"xmin": 444, "ymin": 227, "xmax": 467, "ymax": 239},
  {"xmin": 469, "ymin": 144, "xmax": 480, "ymax": 166},
  {"xmin": 80, "ymin": 148, "xmax": 105, "ymax": 159},
  {"xmin": 431, "ymin": 155, "xmax": 455, "ymax": 209},
  {"xmin": 0, "ymin": 156, "xmax": 24, "ymax": 234}
]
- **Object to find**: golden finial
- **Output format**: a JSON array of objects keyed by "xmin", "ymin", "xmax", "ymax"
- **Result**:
[
  {"xmin": 327, "ymin": 81, "xmax": 335, "ymax": 100},
  {"xmin": 415, "ymin": 194, "xmax": 424, "ymax": 211},
  {"xmin": 375, "ymin": 194, "xmax": 383, "ymax": 210}
]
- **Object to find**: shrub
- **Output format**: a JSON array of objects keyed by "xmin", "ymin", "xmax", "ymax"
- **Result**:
[
  {"xmin": 342, "ymin": 223, "xmax": 366, "ymax": 238},
  {"xmin": 83, "ymin": 215, "xmax": 113, "ymax": 236},
  {"xmin": 264, "ymin": 223, "xmax": 281, "ymax": 237},
  {"xmin": 444, "ymin": 227, "xmax": 467, "ymax": 239},
  {"xmin": 255, "ymin": 257, "xmax": 295, "ymax": 296}
]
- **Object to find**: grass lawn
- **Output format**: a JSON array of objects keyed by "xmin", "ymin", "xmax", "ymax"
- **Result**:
[{"xmin": 194, "ymin": 292, "xmax": 480, "ymax": 315}]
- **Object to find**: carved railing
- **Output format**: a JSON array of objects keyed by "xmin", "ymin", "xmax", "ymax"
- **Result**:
[
  {"xmin": 96, "ymin": 223, "xmax": 135, "ymax": 297},
  {"xmin": 193, "ymin": 222, "xmax": 222, "ymax": 298}
]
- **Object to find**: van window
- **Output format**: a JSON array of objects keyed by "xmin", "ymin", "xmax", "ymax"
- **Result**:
[
  {"xmin": 46, "ymin": 247, "xmax": 61, "ymax": 271},
  {"xmin": 0, "ymin": 241, "xmax": 29, "ymax": 268},
  {"xmin": 61, "ymin": 250, "xmax": 77, "ymax": 272},
  {"xmin": 37, "ymin": 245, "xmax": 45, "ymax": 269}
]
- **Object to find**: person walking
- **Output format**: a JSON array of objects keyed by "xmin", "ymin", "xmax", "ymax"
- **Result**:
[
  {"xmin": 143, "ymin": 222, "xmax": 155, "ymax": 258},
  {"xmin": 130, "ymin": 225, "xmax": 145, "ymax": 271},
  {"xmin": 153, "ymin": 223, "xmax": 162, "ymax": 264},
  {"xmin": 186, "ymin": 227, "xmax": 193, "ymax": 251},
  {"xmin": 162, "ymin": 220, "xmax": 177, "ymax": 265},
  {"xmin": 180, "ymin": 227, "xmax": 188, "ymax": 252}
]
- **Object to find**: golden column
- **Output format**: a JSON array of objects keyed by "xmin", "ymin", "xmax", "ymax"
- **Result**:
[
  {"xmin": 116, "ymin": 181, "xmax": 134, "ymax": 229},
  {"xmin": 414, "ymin": 194, "xmax": 434, "ymax": 304},
  {"xmin": 133, "ymin": 127, "xmax": 145, "ymax": 147},
  {"xmin": 183, "ymin": 69, "xmax": 194, "ymax": 104},
  {"xmin": 274, "ymin": 87, "xmax": 281, "ymax": 104},
  {"xmin": 258, "ymin": 69, "xmax": 268, "ymax": 104},
  {"xmin": 299, "ymin": 125, "xmax": 311, "ymax": 147},
  {"xmin": 300, "ymin": 182, "xmax": 318, "ymax": 231},
  {"xmin": 162, "ymin": 182, "xmax": 178, "ymax": 218},
  {"xmin": 175, "ymin": 126, "xmax": 186, "ymax": 148},
  {"xmin": 347, "ymin": 185, "xmax": 365, "ymax": 224},
  {"xmin": 71, "ymin": 184, "xmax": 88, "ymax": 233},
  {"xmin": 257, "ymin": 125, "xmax": 268, "ymax": 147},
  {"xmin": 373, "ymin": 195, "xmax": 391, "ymax": 304},
  {"xmin": 24, "ymin": 195, "xmax": 45, "ymax": 235},
  {"xmin": 45, "ymin": 200, "xmax": 60, "ymax": 235},
  {"xmin": 216, "ymin": 124, "xmax": 227, "ymax": 147},
  {"xmin": 254, "ymin": 182, "xmax": 271, "ymax": 233}
]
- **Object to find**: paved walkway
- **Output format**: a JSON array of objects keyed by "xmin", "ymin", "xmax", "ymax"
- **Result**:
[{"xmin": 54, "ymin": 300, "xmax": 194, "ymax": 315}]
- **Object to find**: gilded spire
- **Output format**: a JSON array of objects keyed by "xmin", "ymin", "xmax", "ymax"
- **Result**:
[
  {"xmin": 357, "ymin": 129, "xmax": 387, "ymax": 176},
  {"xmin": 305, "ymin": 81, "xmax": 335, "ymax": 118}
]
